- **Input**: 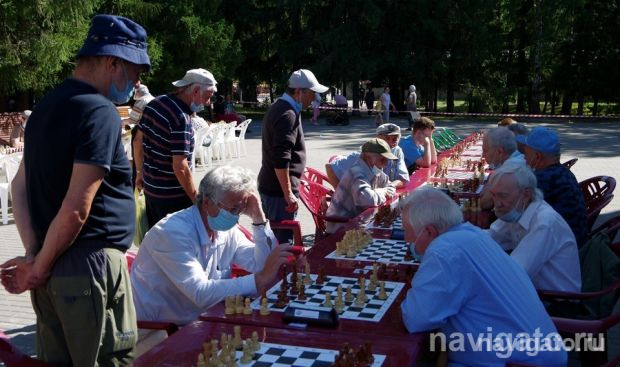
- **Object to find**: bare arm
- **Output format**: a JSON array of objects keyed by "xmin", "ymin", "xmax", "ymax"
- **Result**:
[
  {"xmin": 172, "ymin": 155, "xmax": 197, "ymax": 201},
  {"xmin": 325, "ymin": 164, "xmax": 340, "ymax": 188},
  {"xmin": 133, "ymin": 129, "xmax": 144, "ymax": 190},
  {"xmin": 274, "ymin": 168, "xmax": 298, "ymax": 213},
  {"xmin": 416, "ymin": 138, "xmax": 433, "ymax": 168},
  {"xmin": 11, "ymin": 160, "xmax": 38, "ymax": 256},
  {"xmin": 2, "ymin": 164, "xmax": 105, "ymax": 293}
]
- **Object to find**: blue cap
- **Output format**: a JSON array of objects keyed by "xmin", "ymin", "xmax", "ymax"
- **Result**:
[
  {"xmin": 77, "ymin": 14, "xmax": 151, "ymax": 70},
  {"xmin": 515, "ymin": 127, "xmax": 560, "ymax": 154}
]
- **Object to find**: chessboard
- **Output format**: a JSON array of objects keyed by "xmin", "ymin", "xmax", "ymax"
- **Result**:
[
  {"xmin": 430, "ymin": 170, "xmax": 482, "ymax": 180},
  {"xmin": 366, "ymin": 216, "xmax": 403, "ymax": 230},
  {"xmin": 251, "ymin": 274, "xmax": 404, "ymax": 322},
  {"xmin": 325, "ymin": 238, "xmax": 417, "ymax": 265},
  {"xmin": 232, "ymin": 342, "xmax": 386, "ymax": 367}
]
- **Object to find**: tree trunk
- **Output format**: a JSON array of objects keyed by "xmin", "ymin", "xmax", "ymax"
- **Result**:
[
  {"xmin": 447, "ymin": 65, "xmax": 455, "ymax": 112},
  {"xmin": 560, "ymin": 92, "xmax": 574, "ymax": 115},
  {"xmin": 433, "ymin": 81, "xmax": 439, "ymax": 112},
  {"xmin": 593, "ymin": 98, "xmax": 598, "ymax": 116},
  {"xmin": 576, "ymin": 93, "xmax": 584, "ymax": 115},
  {"xmin": 352, "ymin": 81, "xmax": 360, "ymax": 116},
  {"xmin": 550, "ymin": 90, "xmax": 557, "ymax": 114}
]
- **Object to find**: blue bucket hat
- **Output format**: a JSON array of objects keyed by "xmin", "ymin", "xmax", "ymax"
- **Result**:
[
  {"xmin": 77, "ymin": 14, "xmax": 151, "ymax": 70},
  {"xmin": 515, "ymin": 126, "xmax": 560, "ymax": 155}
]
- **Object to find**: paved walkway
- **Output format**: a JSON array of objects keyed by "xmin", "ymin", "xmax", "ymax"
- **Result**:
[{"xmin": 1, "ymin": 115, "xmax": 619, "ymax": 363}]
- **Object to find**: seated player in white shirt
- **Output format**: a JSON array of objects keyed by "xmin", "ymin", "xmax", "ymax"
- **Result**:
[
  {"xmin": 486, "ymin": 162, "xmax": 581, "ymax": 292},
  {"xmin": 130, "ymin": 165, "xmax": 294, "ymax": 326}
]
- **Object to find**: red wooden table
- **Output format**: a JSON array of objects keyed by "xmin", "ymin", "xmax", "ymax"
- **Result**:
[{"xmin": 133, "ymin": 321, "xmax": 424, "ymax": 367}]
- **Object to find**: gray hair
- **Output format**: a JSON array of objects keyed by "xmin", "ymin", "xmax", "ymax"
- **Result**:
[
  {"xmin": 485, "ymin": 127, "xmax": 517, "ymax": 155},
  {"xmin": 196, "ymin": 165, "xmax": 256, "ymax": 205},
  {"xmin": 182, "ymin": 83, "xmax": 216, "ymax": 96},
  {"xmin": 487, "ymin": 162, "xmax": 544, "ymax": 202},
  {"xmin": 399, "ymin": 187, "xmax": 463, "ymax": 234}
]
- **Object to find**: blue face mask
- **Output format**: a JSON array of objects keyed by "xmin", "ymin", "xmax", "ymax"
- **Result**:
[
  {"xmin": 108, "ymin": 64, "xmax": 134, "ymax": 105},
  {"xmin": 371, "ymin": 165, "xmax": 383, "ymax": 176},
  {"xmin": 208, "ymin": 208, "xmax": 239, "ymax": 231},
  {"xmin": 498, "ymin": 198, "xmax": 524, "ymax": 223},
  {"xmin": 409, "ymin": 242, "xmax": 424, "ymax": 262},
  {"xmin": 191, "ymin": 102, "xmax": 204, "ymax": 113}
]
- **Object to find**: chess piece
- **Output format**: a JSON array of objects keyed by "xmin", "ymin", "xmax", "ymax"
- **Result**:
[
  {"xmin": 235, "ymin": 295, "xmax": 244, "ymax": 314},
  {"xmin": 297, "ymin": 281, "xmax": 307, "ymax": 301},
  {"xmin": 323, "ymin": 292, "xmax": 333, "ymax": 308},
  {"xmin": 210, "ymin": 339, "xmax": 219, "ymax": 364},
  {"xmin": 316, "ymin": 266, "xmax": 326, "ymax": 284},
  {"xmin": 304, "ymin": 263, "xmax": 312, "ymax": 285},
  {"xmin": 240, "ymin": 341, "xmax": 253, "ymax": 364},
  {"xmin": 224, "ymin": 296, "xmax": 235, "ymax": 315},
  {"xmin": 202, "ymin": 342, "xmax": 211, "ymax": 361},
  {"xmin": 345, "ymin": 286, "xmax": 354, "ymax": 302},
  {"xmin": 367, "ymin": 278, "xmax": 377, "ymax": 292},
  {"xmin": 233, "ymin": 325, "xmax": 243, "ymax": 350},
  {"xmin": 290, "ymin": 277, "xmax": 299, "ymax": 295},
  {"xmin": 404, "ymin": 246, "xmax": 413, "ymax": 261},
  {"xmin": 274, "ymin": 289, "xmax": 288, "ymax": 308},
  {"xmin": 251, "ymin": 331, "xmax": 260, "ymax": 352},
  {"xmin": 378, "ymin": 281, "xmax": 387, "ymax": 300},
  {"xmin": 358, "ymin": 276, "xmax": 366, "ymax": 291},
  {"xmin": 197, "ymin": 353, "xmax": 206, "ymax": 367},
  {"xmin": 259, "ymin": 297, "xmax": 271, "ymax": 316},
  {"xmin": 242, "ymin": 297, "xmax": 252, "ymax": 315},
  {"xmin": 354, "ymin": 288, "xmax": 365, "ymax": 306},
  {"xmin": 290, "ymin": 262, "xmax": 298, "ymax": 287}
]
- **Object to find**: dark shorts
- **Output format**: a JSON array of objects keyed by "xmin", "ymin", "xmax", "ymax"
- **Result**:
[{"xmin": 259, "ymin": 193, "xmax": 297, "ymax": 244}]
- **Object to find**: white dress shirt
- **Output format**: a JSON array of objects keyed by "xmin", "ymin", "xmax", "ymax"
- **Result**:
[
  {"xmin": 131, "ymin": 205, "xmax": 277, "ymax": 325},
  {"xmin": 488, "ymin": 200, "xmax": 581, "ymax": 292}
]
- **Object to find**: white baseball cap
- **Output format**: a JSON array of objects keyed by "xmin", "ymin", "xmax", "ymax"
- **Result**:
[
  {"xmin": 288, "ymin": 69, "xmax": 328, "ymax": 93},
  {"xmin": 172, "ymin": 68, "xmax": 218, "ymax": 91}
]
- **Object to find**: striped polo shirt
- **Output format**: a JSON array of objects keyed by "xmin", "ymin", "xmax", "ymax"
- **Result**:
[{"xmin": 138, "ymin": 94, "xmax": 194, "ymax": 200}]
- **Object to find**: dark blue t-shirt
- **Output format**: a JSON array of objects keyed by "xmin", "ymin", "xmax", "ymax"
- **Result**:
[
  {"xmin": 535, "ymin": 163, "xmax": 588, "ymax": 247},
  {"xmin": 24, "ymin": 78, "xmax": 135, "ymax": 250}
]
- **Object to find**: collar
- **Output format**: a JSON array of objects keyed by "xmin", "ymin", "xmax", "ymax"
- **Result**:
[
  {"xmin": 516, "ymin": 199, "xmax": 542, "ymax": 230},
  {"xmin": 280, "ymin": 93, "xmax": 301, "ymax": 114},
  {"xmin": 190, "ymin": 205, "xmax": 212, "ymax": 248},
  {"xmin": 167, "ymin": 93, "xmax": 193, "ymax": 114}
]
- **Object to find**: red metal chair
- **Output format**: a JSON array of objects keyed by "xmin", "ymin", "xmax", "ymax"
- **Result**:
[
  {"xmin": 562, "ymin": 158, "xmax": 578, "ymax": 170},
  {"xmin": 0, "ymin": 330, "xmax": 52, "ymax": 367},
  {"xmin": 579, "ymin": 176, "xmax": 616, "ymax": 231},
  {"xmin": 298, "ymin": 180, "xmax": 349, "ymax": 240},
  {"xmin": 303, "ymin": 166, "xmax": 334, "ymax": 193}
]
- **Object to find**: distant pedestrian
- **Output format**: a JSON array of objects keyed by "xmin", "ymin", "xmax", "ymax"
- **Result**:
[
  {"xmin": 406, "ymin": 84, "xmax": 417, "ymax": 130},
  {"xmin": 380, "ymin": 87, "xmax": 395, "ymax": 122},
  {"xmin": 364, "ymin": 89, "xmax": 375, "ymax": 115},
  {"xmin": 311, "ymin": 92, "xmax": 321, "ymax": 125}
]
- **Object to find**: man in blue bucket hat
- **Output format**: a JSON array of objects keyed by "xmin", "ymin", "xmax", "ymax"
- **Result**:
[{"xmin": 1, "ymin": 14, "xmax": 150, "ymax": 365}]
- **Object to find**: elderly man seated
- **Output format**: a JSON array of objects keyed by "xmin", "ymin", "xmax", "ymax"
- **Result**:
[
  {"xmin": 519, "ymin": 127, "xmax": 588, "ymax": 248},
  {"xmin": 398, "ymin": 117, "xmax": 437, "ymax": 174},
  {"xmin": 325, "ymin": 138, "xmax": 396, "ymax": 233},
  {"xmin": 400, "ymin": 187, "xmax": 566, "ymax": 366},
  {"xmin": 487, "ymin": 162, "xmax": 581, "ymax": 292},
  {"xmin": 326, "ymin": 123, "xmax": 409, "ymax": 189},
  {"xmin": 480, "ymin": 127, "xmax": 526, "ymax": 209},
  {"xmin": 131, "ymin": 165, "xmax": 293, "ymax": 326}
]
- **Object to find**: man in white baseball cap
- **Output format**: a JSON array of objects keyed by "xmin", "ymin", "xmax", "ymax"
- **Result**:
[
  {"xmin": 258, "ymin": 69, "xmax": 328, "ymax": 243},
  {"xmin": 134, "ymin": 67, "xmax": 217, "ymax": 228}
]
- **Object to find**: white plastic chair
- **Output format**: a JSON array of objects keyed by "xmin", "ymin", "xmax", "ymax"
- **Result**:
[
  {"xmin": 210, "ymin": 123, "xmax": 228, "ymax": 163},
  {"xmin": 0, "ymin": 154, "xmax": 21, "ymax": 225},
  {"xmin": 231, "ymin": 119, "xmax": 252, "ymax": 158},
  {"xmin": 191, "ymin": 124, "xmax": 215, "ymax": 171},
  {"xmin": 223, "ymin": 123, "xmax": 239, "ymax": 159}
]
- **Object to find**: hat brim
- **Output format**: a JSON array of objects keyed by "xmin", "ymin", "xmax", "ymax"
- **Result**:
[
  {"xmin": 381, "ymin": 152, "xmax": 398, "ymax": 160},
  {"xmin": 310, "ymin": 84, "xmax": 329, "ymax": 93},
  {"xmin": 78, "ymin": 44, "xmax": 151, "ymax": 71}
]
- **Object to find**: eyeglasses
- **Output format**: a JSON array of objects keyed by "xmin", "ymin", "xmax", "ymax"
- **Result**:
[{"xmin": 214, "ymin": 199, "xmax": 245, "ymax": 215}]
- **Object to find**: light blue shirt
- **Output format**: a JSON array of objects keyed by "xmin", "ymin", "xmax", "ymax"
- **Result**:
[
  {"xmin": 401, "ymin": 223, "xmax": 566, "ymax": 366},
  {"xmin": 279, "ymin": 93, "xmax": 301, "ymax": 114},
  {"xmin": 399, "ymin": 136, "xmax": 424, "ymax": 167},
  {"xmin": 330, "ymin": 146, "xmax": 409, "ymax": 183}
]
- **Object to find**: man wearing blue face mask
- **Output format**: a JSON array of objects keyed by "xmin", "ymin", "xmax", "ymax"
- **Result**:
[
  {"xmin": 258, "ymin": 69, "xmax": 329, "ymax": 243},
  {"xmin": 134, "ymin": 68, "xmax": 217, "ymax": 228},
  {"xmin": 131, "ymin": 165, "xmax": 293, "ymax": 328},
  {"xmin": 487, "ymin": 162, "xmax": 581, "ymax": 292},
  {"xmin": 399, "ymin": 187, "xmax": 567, "ymax": 366},
  {"xmin": 0, "ymin": 14, "xmax": 150, "ymax": 365},
  {"xmin": 325, "ymin": 138, "xmax": 397, "ymax": 233}
]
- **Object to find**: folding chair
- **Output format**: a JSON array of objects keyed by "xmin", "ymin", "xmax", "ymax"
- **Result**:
[
  {"xmin": 562, "ymin": 158, "xmax": 578, "ymax": 170},
  {"xmin": 1, "ymin": 154, "xmax": 20, "ymax": 225},
  {"xmin": 579, "ymin": 176, "xmax": 616, "ymax": 231},
  {"xmin": 298, "ymin": 180, "xmax": 349, "ymax": 240}
]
